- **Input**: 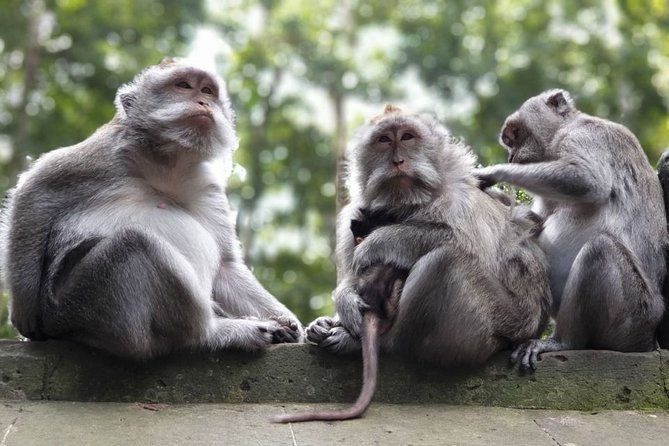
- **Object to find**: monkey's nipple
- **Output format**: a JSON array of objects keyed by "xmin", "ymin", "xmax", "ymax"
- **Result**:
[{"xmin": 157, "ymin": 202, "xmax": 167, "ymax": 209}]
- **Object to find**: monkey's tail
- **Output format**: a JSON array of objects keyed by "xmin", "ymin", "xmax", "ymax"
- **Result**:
[{"xmin": 271, "ymin": 312, "xmax": 380, "ymax": 423}]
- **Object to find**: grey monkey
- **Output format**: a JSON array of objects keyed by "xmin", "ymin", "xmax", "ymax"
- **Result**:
[
  {"xmin": 0, "ymin": 58, "xmax": 303, "ymax": 360},
  {"xmin": 655, "ymin": 150, "xmax": 669, "ymax": 348},
  {"xmin": 477, "ymin": 89, "xmax": 667, "ymax": 368},
  {"xmin": 306, "ymin": 104, "xmax": 551, "ymax": 369}
]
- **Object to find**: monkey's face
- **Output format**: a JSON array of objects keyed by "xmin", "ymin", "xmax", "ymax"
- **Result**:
[
  {"xmin": 115, "ymin": 62, "xmax": 238, "ymax": 159},
  {"xmin": 499, "ymin": 112, "xmax": 544, "ymax": 164},
  {"xmin": 353, "ymin": 114, "xmax": 443, "ymax": 207}
]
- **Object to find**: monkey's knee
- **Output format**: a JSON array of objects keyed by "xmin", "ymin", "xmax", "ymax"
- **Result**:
[
  {"xmin": 47, "ymin": 229, "xmax": 208, "ymax": 357},
  {"xmin": 561, "ymin": 234, "xmax": 661, "ymax": 350}
]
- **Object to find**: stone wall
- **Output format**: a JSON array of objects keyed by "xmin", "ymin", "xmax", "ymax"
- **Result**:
[{"xmin": 0, "ymin": 340, "xmax": 667, "ymax": 410}]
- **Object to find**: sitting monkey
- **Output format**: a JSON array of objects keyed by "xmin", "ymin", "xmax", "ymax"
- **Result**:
[{"xmin": 0, "ymin": 58, "xmax": 303, "ymax": 359}]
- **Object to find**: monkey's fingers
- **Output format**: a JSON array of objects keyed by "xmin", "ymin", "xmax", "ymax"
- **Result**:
[
  {"xmin": 319, "ymin": 326, "xmax": 360, "ymax": 354},
  {"xmin": 510, "ymin": 341, "xmax": 540, "ymax": 372},
  {"xmin": 271, "ymin": 316, "xmax": 300, "ymax": 332},
  {"xmin": 271, "ymin": 326, "xmax": 299, "ymax": 344},
  {"xmin": 473, "ymin": 169, "xmax": 498, "ymax": 190},
  {"xmin": 305, "ymin": 317, "xmax": 337, "ymax": 344}
]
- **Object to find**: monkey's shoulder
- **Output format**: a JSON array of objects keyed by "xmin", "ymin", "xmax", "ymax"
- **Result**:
[{"xmin": 557, "ymin": 115, "xmax": 642, "ymax": 154}]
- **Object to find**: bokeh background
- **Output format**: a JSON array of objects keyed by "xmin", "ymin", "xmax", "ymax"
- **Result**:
[{"xmin": 1, "ymin": 0, "xmax": 669, "ymax": 337}]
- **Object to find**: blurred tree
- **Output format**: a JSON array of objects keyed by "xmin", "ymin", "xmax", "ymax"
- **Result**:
[{"xmin": 388, "ymin": 0, "xmax": 669, "ymax": 164}]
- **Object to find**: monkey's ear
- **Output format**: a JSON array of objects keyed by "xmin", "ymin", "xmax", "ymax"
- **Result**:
[
  {"xmin": 119, "ymin": 93, "xmax": 136, "ymax": 111},
  {"xmin": 546, "ymin": 90, "xmax": 573, "ymax": 117},
  {"xmin": 114, "ymin": 83, "xmax": 137, "ymax": 119}
]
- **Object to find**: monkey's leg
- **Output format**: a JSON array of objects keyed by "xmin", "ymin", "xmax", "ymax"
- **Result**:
[
  {"xmin": 213, "ymin": 262, "xmax": 304, "ymax": 342},
  {"xmin": 387, "ymin": 248, "xmax": 508, "ymax": 367},
  {"xmin": 45, "ymin": 229, "xmax": 291, "ymax": 359},
  {"xmin": 513, "ymin": 234, "xmax": 664, "ymax": 370}
]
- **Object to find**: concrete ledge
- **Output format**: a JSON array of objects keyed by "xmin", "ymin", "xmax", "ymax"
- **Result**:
[{"xmin": 0, "ymin": 340, "xmax": 667, "ymax": 410}]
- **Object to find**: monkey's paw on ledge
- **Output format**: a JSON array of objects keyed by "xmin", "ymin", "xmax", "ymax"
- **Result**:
[{"xmin": 0, "ymin": 340, "xmax": 666, "ymax": 410}]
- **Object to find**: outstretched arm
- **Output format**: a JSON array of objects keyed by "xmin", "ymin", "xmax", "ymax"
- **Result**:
[{"xmin": 475, "ymin": 155, "xmax": 612, "ymax": 204}]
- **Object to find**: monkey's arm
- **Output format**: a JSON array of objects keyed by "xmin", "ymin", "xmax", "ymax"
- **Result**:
[
  {"xmin": 475, "ymin": 156, "xmax": 612, "ymax": 204},
  {"xmin": 213, "ymin": 261, "xmax": 304, "ymax": 341},
  {"xmin": 351, "ymin": 223, "xmax": 452, "ymax": 274}
]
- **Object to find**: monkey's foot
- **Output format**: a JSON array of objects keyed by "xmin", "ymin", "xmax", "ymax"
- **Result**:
[
  {"xmin": 511, "ymin": 338, "xmax": 563, "ymax": 371},
  {"xmin": 269, "ymin": 316, "xmax": 303, "ymax": 343},
  {"xmin": 306, "ymin": 317, "xmax": 361, "ymax": 354}
]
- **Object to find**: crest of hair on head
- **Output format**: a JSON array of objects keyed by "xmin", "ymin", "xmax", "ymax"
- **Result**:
[{"xmin": 370, "ymin": 104, "xmax": 404, "ymax": 124}]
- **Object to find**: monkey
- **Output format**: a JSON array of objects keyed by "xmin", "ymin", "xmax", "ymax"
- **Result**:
[
  {"xmin": 304, "ymin": 104, "xmax": 551, "ymax": 375},
  {"xmin": 0, "ymin": 58, "xmax": 303, "ymax": 360},
  {"xmin": 655, "ymin": 150, "xmax": 669, "ymax": 348},
  {"xmin": 476, "ymin": 89, "xmax": 667, "ymax": 369}
]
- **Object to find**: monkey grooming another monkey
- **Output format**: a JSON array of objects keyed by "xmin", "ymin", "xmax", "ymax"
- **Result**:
[
  {"xmin": 0, "ymin": 58, "xmax": 303, "ymax": 360},
  {"xmin": 477, "ymin": 89, "xmax": 667, "ymax": 369},
  {"xmin": 305, "ymin": 105, "xmax": 550, "ymax": 377}
]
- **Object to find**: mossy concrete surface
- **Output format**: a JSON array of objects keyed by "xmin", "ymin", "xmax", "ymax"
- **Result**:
[{"xmin": 0, "ymin": 340, "xmax": 667, "ymax": 410}]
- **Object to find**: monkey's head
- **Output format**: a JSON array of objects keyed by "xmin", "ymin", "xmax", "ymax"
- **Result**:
[
  {"xmin": 114, "ymin": 58, "xmax": 237, "ymax": 160},
  {"xmin": 348, "ymin": 105, "xmax": 476, "ymax": 208},
  {"xmin": 499, "ymin": 89, "xmax": 577, "ymax": 164}
]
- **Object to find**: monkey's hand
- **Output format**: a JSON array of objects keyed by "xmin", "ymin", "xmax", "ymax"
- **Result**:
[
  {"xmin": 230, "ymin": 318, "xmax": 301, "ymax": 350},
  {"xmin": 474, "ymin": 166, "xmax": 501, "ymax": 189},
  {"xmin": 305, "ymin": 317, "xmax": 361, "ymax": 354},
  {"xmin": 333, "ymin": 285, "xmax": 368, "ymax": 339},
  {"xmin": 510, "ymin": 337, "xmax": 562, "ymax": 371},
  {"xmin": 269, "ymin": 315, "xmax": 303, "ymax": 343},
  {"xmin": 351, "ymin": 232, "xmax": 415, "ymax": 274}
]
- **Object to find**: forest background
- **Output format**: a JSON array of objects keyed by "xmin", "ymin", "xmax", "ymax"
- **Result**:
[{"xmin": 1, "ymin": 0, "xmax": 668, "ymax": 337}]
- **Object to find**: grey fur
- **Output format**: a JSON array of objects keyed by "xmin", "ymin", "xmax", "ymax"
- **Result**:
[
  {"xmin": 0, "ymin": 59, "xmax": 303, "ymax": 360},
  {"xmin": 655, "ymin": 149, "xmax": 669, "ymax": 348},
  {"xmin": 306, "ymin": 107, "xmax": 551, "ymax": 367},
  {"xmin": 477, "ymin": 89, "xmax": 667, "ymax": 368}
]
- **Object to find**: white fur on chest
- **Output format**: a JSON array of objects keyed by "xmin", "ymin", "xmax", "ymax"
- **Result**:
[
  {"xmin": 539, "ymin": 204, "xmax": 605, "ymax": 302},
  {"xmin": 69, "ymin": 160, "xmax": 230, "ymax": 294}
]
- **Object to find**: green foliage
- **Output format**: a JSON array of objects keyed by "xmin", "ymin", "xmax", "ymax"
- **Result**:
[{"xmin": 0, "ymin": 293, "xmax": 18, "ymax": 339}]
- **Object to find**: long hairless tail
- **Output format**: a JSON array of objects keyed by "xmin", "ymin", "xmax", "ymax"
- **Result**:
[{"xmin": 271, "ymin": 311, "xmax": 380, "ymax": 423}]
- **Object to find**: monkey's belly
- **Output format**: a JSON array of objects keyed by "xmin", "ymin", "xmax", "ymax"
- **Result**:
[
  {"xmin": 540, "ymin": 213, "xmax": 600, "ymax": 305},
  {"xmin": 68, "ymin": 202, "xmax": 221, "ymax": 289}
]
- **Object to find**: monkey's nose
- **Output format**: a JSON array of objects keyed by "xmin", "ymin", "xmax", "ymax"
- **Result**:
[
  {"xmin": 198, "ymin": 100, "xmax": 209, "ymax": 107},
  {"xmin": 393, "ymin": 158, "xmax": 405, "ymax": 166}
]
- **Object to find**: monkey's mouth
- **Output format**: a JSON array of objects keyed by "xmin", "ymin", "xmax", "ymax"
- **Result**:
[{"xmin": 186, "ymin": 113, "xmax": 214, "ymax": 126}]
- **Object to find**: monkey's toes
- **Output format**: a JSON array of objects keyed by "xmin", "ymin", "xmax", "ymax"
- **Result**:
[
  {"xmin": 305, "ymin": 317, "xmax": 337, "ymax": 344},
  {"xmin": 269, "ymin": 316, "xmax": 302, "ymax": 343},
  {"xmin": 319, "ymin": 326, "xmax": 360, "ymax": 354},
  {"xmin": 511, "ymin": 340, "xmax": 542, "ymax": 371}
]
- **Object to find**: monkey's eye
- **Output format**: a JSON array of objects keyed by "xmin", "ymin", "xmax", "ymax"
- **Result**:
[
  {"xmin": 202, "ymin": 86, "xmax": 214, "ymax": 95},
  {"xmin": 176, "ymin": 81, "xmax": 192, "ymax": 89},
  {"xmin": 400, "ymin": 133, "xmax": 414, "ymax": 141},
  {"xmin": 378, "ymin": 135, "xmax": 392, "ymax": 143}
]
